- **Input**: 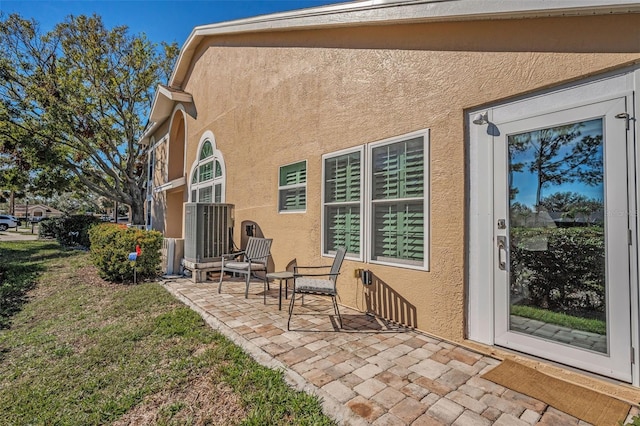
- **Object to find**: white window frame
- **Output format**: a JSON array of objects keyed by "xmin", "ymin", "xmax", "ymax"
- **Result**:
[
  {"xmin": 322, "ymin": 146, "xmax": 365, "ymax": 260},
  {"xmin": 278, "ymin": 160, "xmax": 307, "ymax": 213},
  {"xmin": 146, "ymin": 199, "xmax": 152, "ymax": 230},
  {"xmin": 367, "ymin": 130, "xmax": 429, "ymax": 270},
  {"xmin": 321, "ymin": 129, "xmax": 430, "ymax": 270},
  {"xmin": 189, "ymin": 131, "xmax": 226, "ymax": 203},
  {"xmin": 147, "ymin": 139, "xmax": 156, "ymax": 199},
  {"xmin": 146, "ymin": 136, "xmax": 163, "ymax": 230}
]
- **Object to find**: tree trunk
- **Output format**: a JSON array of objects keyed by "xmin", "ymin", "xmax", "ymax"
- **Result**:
[
  {"xmin": 9, "ymin": 191, "xmax": 15, "ymax": 215},
  {"xmin": 127, "ymin": 181, "xmax": 146, "ymax": 225},
  {"xmin": 130, "ymin": 198, "xmax": 146, "ymax": 226}
]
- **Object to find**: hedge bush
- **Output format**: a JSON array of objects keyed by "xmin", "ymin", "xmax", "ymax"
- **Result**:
[
  {"xmin": 88, "ymin": 224, "xmax": 163, "ymax": 283},
  {"xmin": 510, "ymin": 226, "xmax": 605, "ymax": 316},
  {"xmin": 38, "ymin": 215, "xmax": 101, "ymax": 248}
]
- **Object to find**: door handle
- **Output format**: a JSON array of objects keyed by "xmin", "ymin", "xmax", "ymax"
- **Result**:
[{"xmin": 497, "ymin": 236, "xmax": 507, "ymax": 271}]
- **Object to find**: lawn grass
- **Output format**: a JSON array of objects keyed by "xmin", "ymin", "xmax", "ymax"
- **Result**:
[
  {"xmin": 511, "ymin": 304, "xmax": 606, "ymax": 335},
  {"xmin": 0, "ymin": 241, "xmax": 334, "ymax": 425},
  {"xmin": 0, "ymin": 240, "xmax": 63, "ymax": 328}
]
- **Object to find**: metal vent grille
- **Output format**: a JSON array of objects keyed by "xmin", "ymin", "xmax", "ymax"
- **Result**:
[
  {"xmin": 161, "ymin": 238, "xmax": 184, "ymax": 275},
  {"xmin": 184, "ymin": 203, "xmax": 234, "ymax": 263}
]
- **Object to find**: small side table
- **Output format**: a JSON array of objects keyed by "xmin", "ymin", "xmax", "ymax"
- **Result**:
[{"xmin": 266, "ymin": 271, "xmax": 294, "ymax": 310}]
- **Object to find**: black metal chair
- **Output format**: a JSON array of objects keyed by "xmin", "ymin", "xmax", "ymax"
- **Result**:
[{"xmin": 287, "ymin": 247, "xmax": 346, "ymax": 330}]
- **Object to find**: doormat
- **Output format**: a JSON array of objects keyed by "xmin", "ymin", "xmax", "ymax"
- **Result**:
[{"xmin": 481, "ymin": 359, "xmax": 631, "ymax": 426}]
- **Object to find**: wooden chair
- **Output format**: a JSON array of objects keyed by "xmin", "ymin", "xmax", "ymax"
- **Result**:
[
  {"xmin": 219, "ymin": 237, "xmax": 272, "ymax": 301},
  {"xmin": 287, "ymin": 247, "xmax": 346, "ymax": 330}
]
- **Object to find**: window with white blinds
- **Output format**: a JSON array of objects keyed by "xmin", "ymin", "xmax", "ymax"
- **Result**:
[
  {"xmin": 322, "ymin": 130, "xmax": 429, "ymax": 269},
  {"xmin": 278, "ymin": 161, "xmax": 307, "ymax": 212},
  {"xmin": 323, "ymin": 149, "xmax": 362, "ymax": 258}
]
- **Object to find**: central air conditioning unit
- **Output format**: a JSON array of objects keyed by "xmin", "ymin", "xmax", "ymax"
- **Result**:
[
  {"xmin": 161, "ymin": 237, "xmax": 184, "ymax": 275},
  {"xmin": 184, "ymin": 203, "xmax": 234, "ymax": 263}
]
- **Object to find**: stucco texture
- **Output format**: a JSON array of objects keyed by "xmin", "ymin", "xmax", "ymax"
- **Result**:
[{"xmin": 159, "ymin": 14, "xmax": 639, "ymax": 342}]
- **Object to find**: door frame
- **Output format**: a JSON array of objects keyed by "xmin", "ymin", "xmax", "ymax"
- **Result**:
[
  {"xmin": 467, "ymin": 67, "xmax": 639, "ymax": 385},
  {"xmin": 494, "ymin": 97, "xmax": 630, "ymax": 381}
]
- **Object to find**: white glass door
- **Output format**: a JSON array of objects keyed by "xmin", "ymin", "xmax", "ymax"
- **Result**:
[{"xmin": 493, "ymin": 96, "xmax": 632, "ymax": 381}]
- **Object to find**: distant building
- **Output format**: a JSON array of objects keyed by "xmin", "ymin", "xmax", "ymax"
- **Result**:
[{"xmin": 13, "ymin": 204, "xmax": 63, "ymax": 220}]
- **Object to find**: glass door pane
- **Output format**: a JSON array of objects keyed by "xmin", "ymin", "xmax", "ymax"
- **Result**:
[
  {"xmin": 493, "ymin": 95, "xmax": 632, "ymax": 382},
  {"xmin": 508, "ymin": 118, "xmax": 606, "ymax": 353}
]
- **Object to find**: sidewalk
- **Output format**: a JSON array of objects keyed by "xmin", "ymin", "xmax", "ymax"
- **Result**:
[
  {"xmin": 162, "ymin": 277, "xmax": 639, "ymax": 425},
  {"xmin": 0, "ymin": 227, "xmax": 39, "ymax": 242}
]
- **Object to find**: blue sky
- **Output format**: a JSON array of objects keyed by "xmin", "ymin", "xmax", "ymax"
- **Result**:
[{"xmin": 1, "ymin": 0, "xmax": 342, "ymax": 47}]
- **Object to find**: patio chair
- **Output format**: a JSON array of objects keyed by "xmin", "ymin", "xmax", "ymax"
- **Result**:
[
  {"xmin": 287, "ymin": 247, "xmax": 346, "ymax": 330},
  {"xmin": 219, "ymin": 237, "xmax": 272, "ymax": 302}
]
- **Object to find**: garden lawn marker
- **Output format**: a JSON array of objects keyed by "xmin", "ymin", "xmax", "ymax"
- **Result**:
[{"xmin": 128, "ymin": 245, "xmax": 142, "ymax": 284}]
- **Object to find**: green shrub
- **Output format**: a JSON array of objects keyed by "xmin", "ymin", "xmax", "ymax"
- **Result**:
[
  {"xmin": 38, "ymin": 215, "xmax": 101, "ymax": 248},
  {"xmin": 510, "ymin": 226, "xmax": 605, "ymax": 316},
  {"xmin": 88, "ymin": 224, "xmax": 163, "ymax": 283}
]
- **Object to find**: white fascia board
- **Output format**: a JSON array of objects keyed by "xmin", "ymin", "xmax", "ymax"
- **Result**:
[
  {"xmin": 193, "ymin": 0, "xmax": 640, "ymax": 33},
  {"xmin": 138, "ymin": 85, "xmax": 165, "ymax": 146},
  {"xmin": 139, "ymin": 85, "xmax": 193, "ymax": 146},
  {"xmin": 170, "ymin": 0, "xmax": 640, "ymax": 86},
  {"xmin": 158, "ymin": 84, "xmax": 193, "ymax": 103},
  {"xmin": 154, "ymin": 177, "xmax": 187, "ymax": 193},
  {"xmin": 138, "ymin": 120, "xmax": 160, "ymax": 146},
  {"xmin": 148, "ymin": 85, "xmax": 193, "ymax": 123},
  {"xmin": 147, "ymin": 84, "xmax": 164, "ymax": 122}
]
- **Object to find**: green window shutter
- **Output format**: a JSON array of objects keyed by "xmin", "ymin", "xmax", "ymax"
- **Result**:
[
  {"xmin": 214, "ymin": 184, "xmax": 222, "ymax": 203},
  {"xmin": 200, "ymin": 141, "xmax": 213, "ymax": 160},
  {"xmin": 279, "ymin": 161, "xmax": 306, "ymax": 186},
  {"xmin": 279, "ymin": 187, "xmax": 306, "ymax": 211},
  {"xmin": 325, "ymin": 205, "xmax": 360, "ymax": 255},
  {"xmin": 371, "ymin": 137, "xmax": 425, "ymax": 265},
  {"xmin": 198, "ymin": 186, "xmax": 212, "ymax": 203},
  {"xmin": 372, "ymin": 202, "xmax": 423, "ymax": 265},
  {"xmin": 199, "ymin": 161, "xmax": 214, "ymax": 182},
  {"xmin": 192, "ymin": 141, "xmax": 224, "ymax": 204},
  {"xmin": 323, "ymin": 151, "xmax": 361, "ymax": 256},
  {"xmin": 372, "ymin": 137, "xmax": 424, "ymax": 200},
  {"xmin": 279, "ymin": 161, "xmax": 306, "ymax": 212},
  {"xmin": 325, "ymin": 152, "xmax": 361, "ymax": 203}
]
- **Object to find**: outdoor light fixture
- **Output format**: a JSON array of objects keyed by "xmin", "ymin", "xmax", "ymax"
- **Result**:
[{"xmin": 472, "ymin": 112, "xmax": 488, "ymax": 125}]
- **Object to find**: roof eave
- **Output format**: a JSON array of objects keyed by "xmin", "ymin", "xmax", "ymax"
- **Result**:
[{"xmin": 170, "ymin": 0, "xmax": 640, "ymax": 87}]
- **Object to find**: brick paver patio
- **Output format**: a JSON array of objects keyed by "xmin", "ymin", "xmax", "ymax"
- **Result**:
[{"xmin": 161, "ymin": 276, "xmax": 637, "ymax": 425}]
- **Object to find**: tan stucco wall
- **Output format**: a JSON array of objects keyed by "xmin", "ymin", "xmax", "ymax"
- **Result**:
[
  {"xmin": 152, "ymin": 121, "xmax": 170, "ymax": 182},
  {"xmin": 168, "ymin": 111, "xmax": 186, "ymax": 182},
  {"xmin": 153, "ymin": 14, "xmax": 639, "ymax": 342},
  {"xmin": 165, "ymin": 190, "xmax": 185, "ymax": 238},
  {"xmin": 151, "ymin": 190, "xmax": 166, "ymax": 233},
  {"xmin": 149, "ymin": 116, "xmax": 190, "ymax": 236},
  {"xmin": 151, "ymin": 133, "xmax": 169, "ymax": 233}
]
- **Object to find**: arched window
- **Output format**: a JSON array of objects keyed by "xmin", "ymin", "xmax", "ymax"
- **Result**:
[{"xmin": 189, "ymin": 133, "xmax": 225, "ymax": 203}]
